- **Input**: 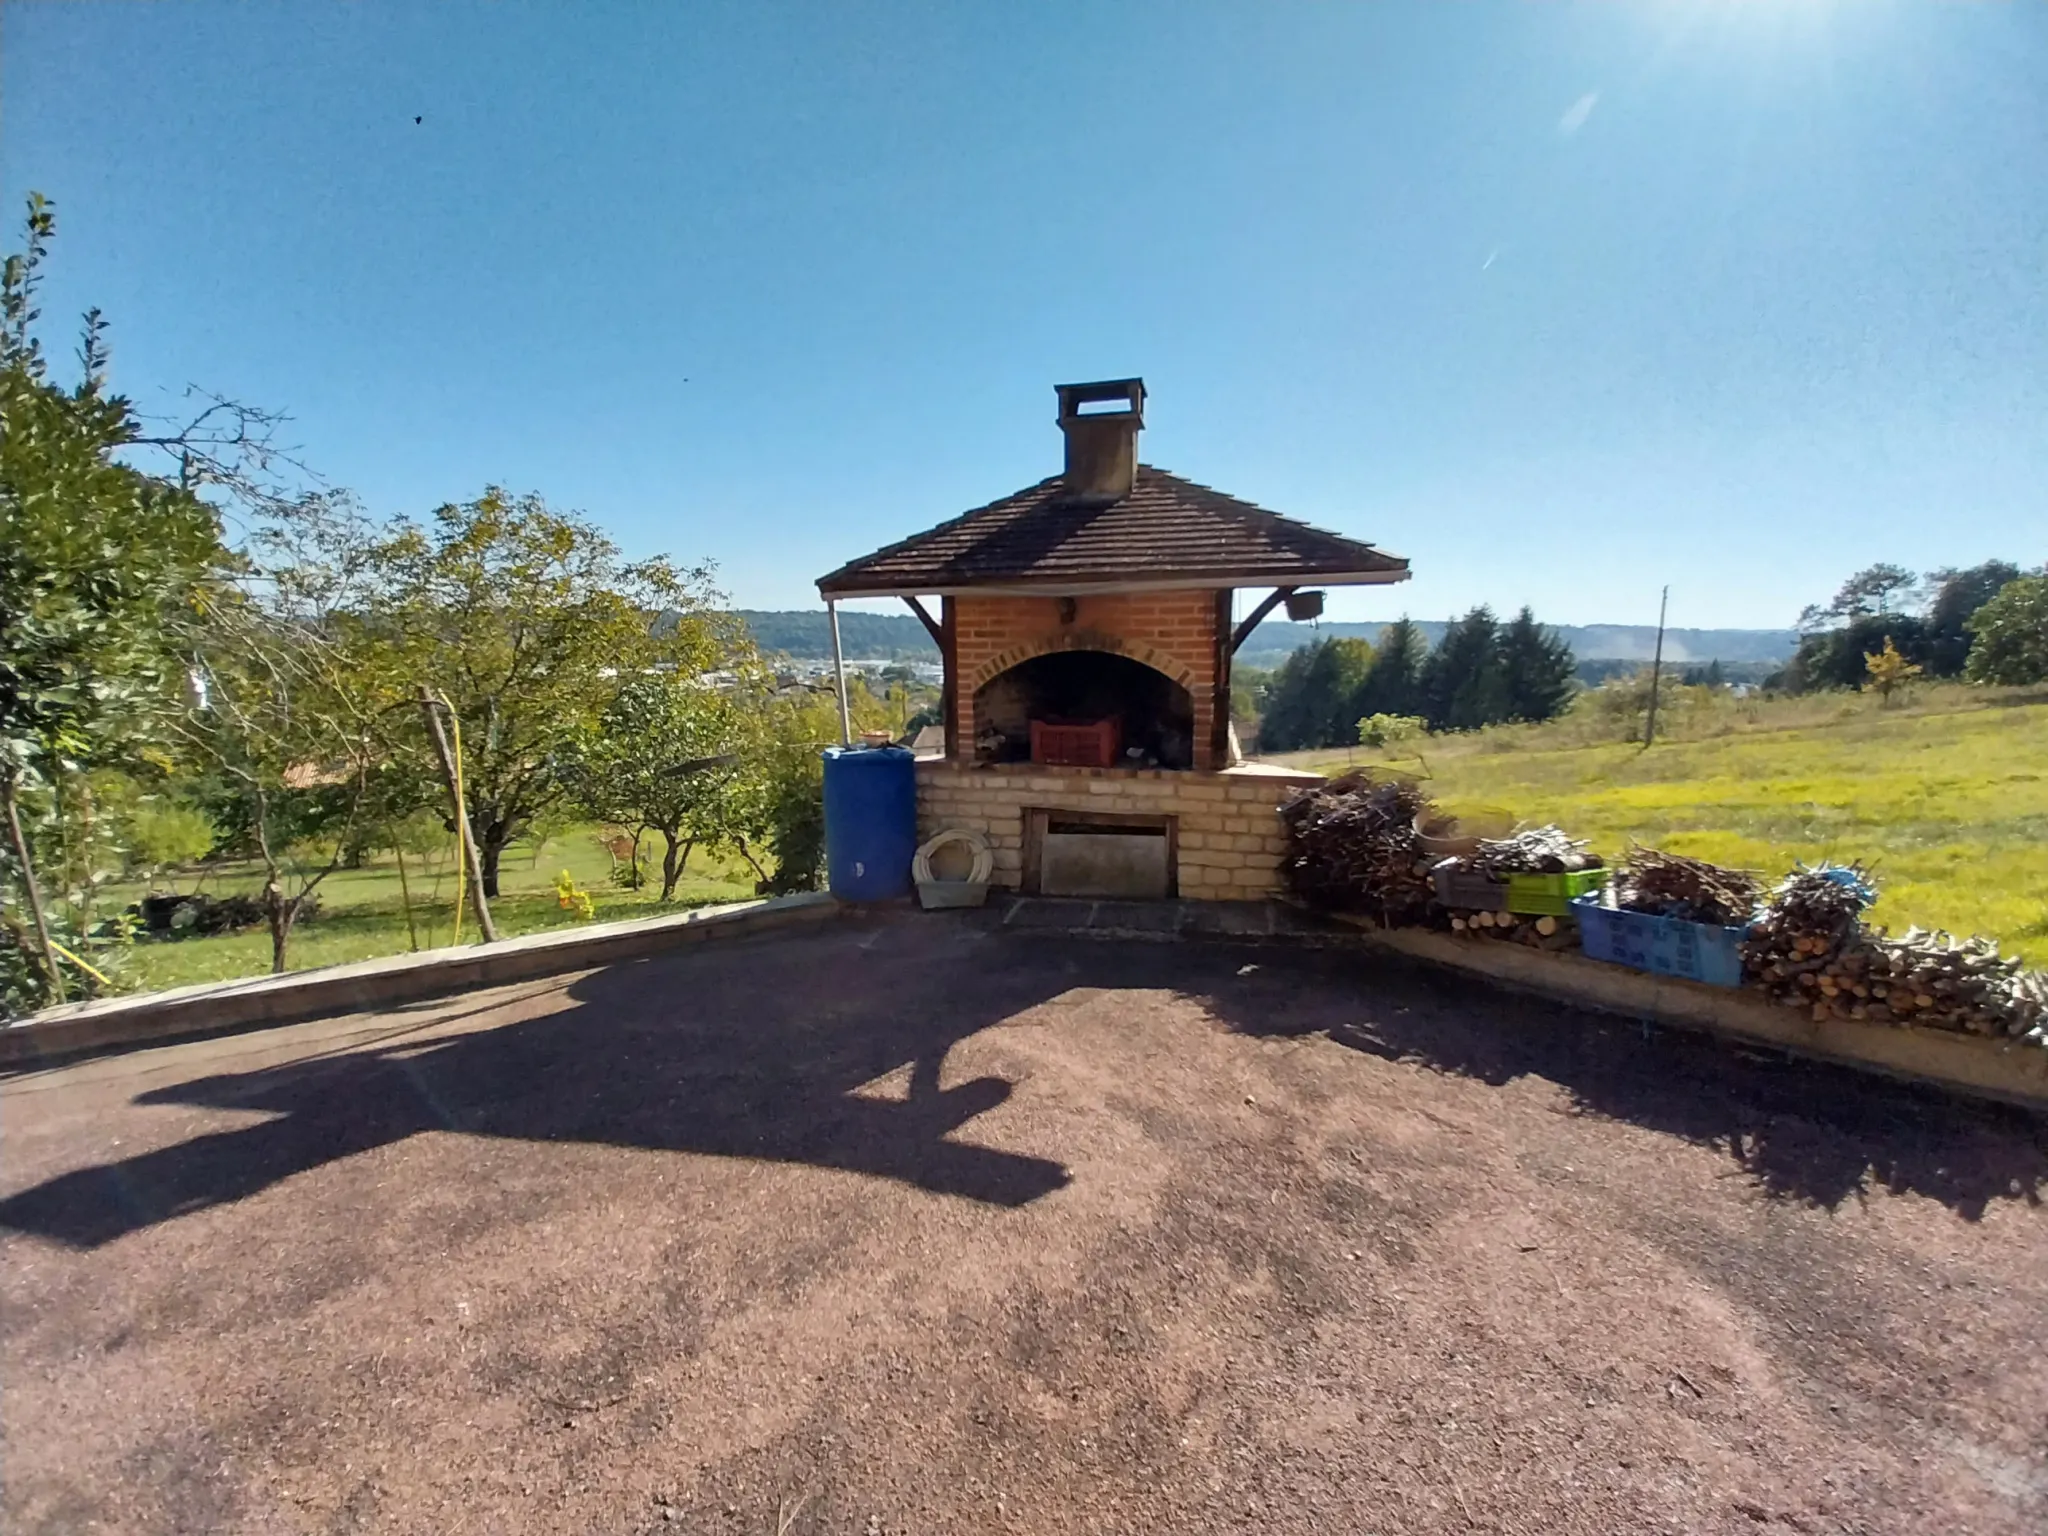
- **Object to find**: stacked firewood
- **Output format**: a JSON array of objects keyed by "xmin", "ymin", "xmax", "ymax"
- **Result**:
[
  {"xmin": 1279, "ymin": 772, "xmax": 1437, "ymax": 926},
  {"xmin": 1611, "ymin": 848, "xmax": 1758, "ymax": 927},
  {"xmin": 1445, "ymin": 910, "xmax": 1576, "ymax": 949},
  {"xmin": 1744, "ymin": 864, "xmax": 2047, "ymax": 1039},
  {"xmin": 1744, "ymin": 863, "xmax": 1874, "ymax": 984},
  {"xmin": 1854, "ymin": 930, "xmax": 2047, "ymax": 1039},
  {"xmin": 1467, "ymin": 826, "xmax": 1601, "ymax": 877}
]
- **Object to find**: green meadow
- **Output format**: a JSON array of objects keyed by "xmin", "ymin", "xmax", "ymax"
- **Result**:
[{"xmin": 1282, "ymin": 685, "xmax": 2048, "ymax": 966}]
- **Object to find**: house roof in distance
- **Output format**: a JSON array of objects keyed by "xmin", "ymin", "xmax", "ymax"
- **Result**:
[{"xmin": 816, "ymin": 465, "xmax": 1410, "ymax": 598}]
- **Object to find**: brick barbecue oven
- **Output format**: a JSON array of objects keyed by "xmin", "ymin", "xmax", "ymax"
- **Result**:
[{"xmin": 816, "ymin": 379, "xmax": 1410, "ymax": 900}]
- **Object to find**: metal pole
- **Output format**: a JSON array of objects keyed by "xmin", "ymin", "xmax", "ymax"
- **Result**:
[
  {"xmin": 417, "ymin": 687, "xmax": 499, "ymax": 942},
  {"xmin": 827, "ymin": 599, "xmax": 853, "ymax": 746},
  {"xmin": 1643, "ymin": 584, "xmax": 1669, "ymax": 749}
]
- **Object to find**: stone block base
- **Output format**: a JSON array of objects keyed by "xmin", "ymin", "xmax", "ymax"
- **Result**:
[{"xmin": 915, "ymin": 760, "xmax": 1321, "ymax": 902}]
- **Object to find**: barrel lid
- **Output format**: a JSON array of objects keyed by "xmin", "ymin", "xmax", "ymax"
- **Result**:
[{"xmin": 821, "ymin": 744, "xmax": 914, "ymax": 762}]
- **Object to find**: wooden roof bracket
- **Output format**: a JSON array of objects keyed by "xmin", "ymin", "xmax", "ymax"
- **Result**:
[
  {"xmin": 1230, "ymin": 587, "xmax": 1297, "ymax": 655},
  {"xmin": 902, "ymin": 594, "xmax": 944, "ymax": 646}
]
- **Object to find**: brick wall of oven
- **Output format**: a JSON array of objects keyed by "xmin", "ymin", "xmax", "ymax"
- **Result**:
[
  {"xmin": 950, "ymin": 590, "xmax": 1224, "ymax": 769},
  {"xmin": 915, "ymin": 760, "xmax": 1322, "ymax": 900}
]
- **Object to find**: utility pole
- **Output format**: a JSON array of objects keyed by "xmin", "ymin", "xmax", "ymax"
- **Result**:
[
  {"xmin": 1643, "ymin": 585, "xmax": 1670, "ymax": 749},
  {"xmin": 416, "ymin": 687, "xmax": 498, "ymax": 942}
]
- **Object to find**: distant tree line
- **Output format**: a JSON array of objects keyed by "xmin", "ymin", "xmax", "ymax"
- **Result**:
[
  {"xmin": 1573, "ymin": 657, "xmax": 1776, "ymax": 690},
  {"xmin": 736, "ymin": 609, "xmax": 937, "ymax": 660},
  {"xmin": 1253, "ymin": 607, "xmax": 1577, "ymax": 752},
  {"xmin": 1773, "ymin": 561, "xmax": 2048, "ymax": 692}
]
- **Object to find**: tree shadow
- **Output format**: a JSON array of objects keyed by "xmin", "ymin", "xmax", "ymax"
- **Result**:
[
  {"xmin": 0, "ymin": 927, "xmax": 1076, "ymax": 1251},
  {"xmin": 1259, "ymin": 951, "xmax": 2048, "ymax": 1220},
  {"xmin": 4, "ymin": 922, "xmax": 2041, "ymax": 1253}
]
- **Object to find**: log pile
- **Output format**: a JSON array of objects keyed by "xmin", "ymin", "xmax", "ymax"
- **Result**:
[
  {"xmin": 1743, "ymin": 863, "xmax": 1876, "ymax": 991},
  {"xmin": 1752, "ymin": 928, "xmax": 2048, "ymax": 1039},
  {"xmin": 1283, "ymin": 781, "xmax": 2048, "ymax": 1048},
  {"xmin": 1446, "ymin": 910, "xmax": 1576, "ymax": 950},
  {"xmin": 1852, "ymin": 930, "xmax": 2047, "ymax": 1039},
  {"xmin": 1279, "ymin": 772, "xmax": 1436, "ymax": 926},
  {"xmin": 1742, "ymin": 863, "xmax": 2046, "ymax": 1039},
  {"xmin": 1611, "ymin": 848, "xmax": 1758, "ymax": 927},
  {"xmin": 1468, "ymin": 826, "xmax": 1601, "ymax": 877}
]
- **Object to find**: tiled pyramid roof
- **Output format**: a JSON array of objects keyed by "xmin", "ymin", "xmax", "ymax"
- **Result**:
[{"xmin": 817, "ymin": 466, "xmax": 1408, "ymax": 597}]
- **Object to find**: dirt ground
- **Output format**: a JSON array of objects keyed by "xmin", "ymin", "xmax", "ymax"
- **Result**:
[{"xmin": 4, "ymin": 911, "xmax": 2046, "ymax": 1535}]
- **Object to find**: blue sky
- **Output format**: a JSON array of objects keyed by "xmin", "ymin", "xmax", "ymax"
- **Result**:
[{"xmin": 3, "ymin": 1, "xmax": 2042, "ymax": 630}]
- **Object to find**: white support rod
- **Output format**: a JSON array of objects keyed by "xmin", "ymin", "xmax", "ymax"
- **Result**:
[{"xmin": 827, "ymin": 598, "xmax": 853, "ymax": 746}]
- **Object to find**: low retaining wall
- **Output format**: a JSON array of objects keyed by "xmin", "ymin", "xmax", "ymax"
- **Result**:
[
  {"xmin": 0, "ymin": 893, "xmax": 841, "ymax": 1071},
  {"xmin": 1340, "ymin": 920, "xmax": 2048, "ymax": 1113}
]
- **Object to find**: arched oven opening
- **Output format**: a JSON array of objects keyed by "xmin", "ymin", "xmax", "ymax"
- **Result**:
[{"xmin": 974, "ymin": 650, "xmax": 1195, "ymax": 770}]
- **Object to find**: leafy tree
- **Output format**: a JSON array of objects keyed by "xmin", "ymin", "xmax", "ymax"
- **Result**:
[
  {"xmin": 570, "ymin": 674, "xmax": 745, "ymax": 901},
  {"xmin": 371, "ymin": 489, "xmax": 735, "ymax": 896},
  {"xmin": 1354, "ymin": 617, "xmax": 1427, "ymax": 720},
  {"xmin": 1964, "ymin": 574, "xmax": 2048, "ymax": 686},
  {"xmin": 1863, "ymin": 635, "xmax": 1922, "ymax": 702},
  {"xmin": 1782, "ymin": 613, "xmax": 1930, "ymax": 693},
  {"xmin": 1497, "ymin": 606, "xmax": 1577, "ymax": 723},
  {"xmin": 1797, "ymin": 563, "xmax": 1920, "ymax": 632},
  {"xmin": 1, "ymin": 193, "xmax": 225, "ymax": 1004},
  {"xmin": 170, "ymin": 494, "xmax": 396, "ymax": 973},
  {"xmin": 1419, "ymin": 607, "xmax": 1507, "ymax": 731},
  {"xmin": 1923, "ymin": 560, "xmax": 2022, "ymax": 676},
  {"xmin": 722, "ymin": 681, "xmax": 897, "ymax": 893}
]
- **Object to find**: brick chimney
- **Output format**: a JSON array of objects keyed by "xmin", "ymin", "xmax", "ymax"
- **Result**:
[{"xmin": 1055, "ymin": 378, "xmax": 1145, "ymax": 503}]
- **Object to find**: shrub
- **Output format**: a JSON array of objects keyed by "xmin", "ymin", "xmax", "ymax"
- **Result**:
[
  {"xmin": 1356, "ymin": 713, "xmax": 1427, "ymax": 749},
  {"xmin": 119, "ymin": 800, "xmax": 217, "ymax": 880}
]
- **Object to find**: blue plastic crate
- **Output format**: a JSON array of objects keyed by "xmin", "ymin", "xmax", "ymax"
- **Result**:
[{"xmin": 1570, "ymin": 894, "xmax": 1749, "ymax": 988}]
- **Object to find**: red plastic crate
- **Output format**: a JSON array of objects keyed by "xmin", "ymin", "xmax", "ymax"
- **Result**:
[{"xmin": 1030, "ymin": 717, "xmax": 1122, "ymax": 768}]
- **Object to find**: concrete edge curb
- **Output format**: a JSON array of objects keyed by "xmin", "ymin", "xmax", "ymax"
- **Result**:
[
  {"xmin": 1335, "ymin": 920, "xmax": 2048, "ymax": 1114},
  {"xmin": 0, "ymin": 893, "xmax": 843, "ymax": 1071}
]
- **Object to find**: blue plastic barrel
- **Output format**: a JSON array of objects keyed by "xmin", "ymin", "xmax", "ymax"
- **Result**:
[{"xmin": 821, "ymin": 745, "xmax": 918, "ymax": 900}]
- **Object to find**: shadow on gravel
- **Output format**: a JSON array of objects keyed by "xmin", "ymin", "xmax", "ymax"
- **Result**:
[
  {"xmin": 4, "ymin": 922, "xmax": 2042, "ymax": 1249},
  {"xmin": 0, "ymin": 930, "xmax": 1078, "ymax": 1250},
  {"xmin": 1289, "ymin": 956, "xmax": 2048, "ymax": 1221}
]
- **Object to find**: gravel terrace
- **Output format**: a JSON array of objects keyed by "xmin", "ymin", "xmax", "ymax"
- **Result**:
[{"xmin": 4, "ymin": 910, "xmax": 2045, "ymax": 1535}]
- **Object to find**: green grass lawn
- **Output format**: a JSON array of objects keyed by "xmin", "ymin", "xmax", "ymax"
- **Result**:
[
  {"xmin": 101, "ymin": 826, "xmax": 761, "ymax": 994},
  {"xmin": 1277, "ymin": 686, "xmax": 2048, "ymax": 965}
]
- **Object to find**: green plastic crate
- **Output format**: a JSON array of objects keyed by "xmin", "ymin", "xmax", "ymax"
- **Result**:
[{"xmin": 1503, "ymin": 868, "xmax": 1607, "ymax": 916}]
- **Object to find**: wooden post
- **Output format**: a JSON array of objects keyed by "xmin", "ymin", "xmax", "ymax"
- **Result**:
[
  {"xmin": 2, "ymin": 772, "xmax": 64, "ymax": 1001},
  {"xmin": 940, "ymin": 596, "xmax": 959, "ymax": 761},
  {"xmin": 394, "ymin": 845, "xmax": 420, "ymax": 952},
  {"xmin": 416, "ymin": 687, "xmax": 498, "ymax": 942},
  {"xmin": 1644, "ymin": 585, "xmax": 1670, "ymax": 749},
  {"xmin": 827, "ymin": 598, "xmax": 853, "ymax": 746},
  {"xmin": 1212, "ymin": 589, "xmax": 1236, "ymax": 768}
]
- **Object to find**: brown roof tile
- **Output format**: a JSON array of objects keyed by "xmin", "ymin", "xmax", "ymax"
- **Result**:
[{"xmin": 816, "ymin": 466, "xmax": 1408, "ymax": 596}]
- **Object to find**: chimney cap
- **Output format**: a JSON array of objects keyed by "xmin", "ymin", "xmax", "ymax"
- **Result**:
[{"xmin": 1055, "ymin": 377, "xmax": 1146, "ymax": 425}]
